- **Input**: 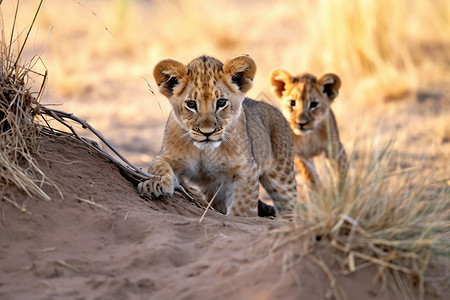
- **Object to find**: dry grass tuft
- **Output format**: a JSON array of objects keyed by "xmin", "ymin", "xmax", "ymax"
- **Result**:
[
  {"xmin": 273, "ymin": 141, "xmax": 449, "ymax": 299},
  {"xmin": 0, "ymin": 1, "xmax": 51, "ymax": 210}
]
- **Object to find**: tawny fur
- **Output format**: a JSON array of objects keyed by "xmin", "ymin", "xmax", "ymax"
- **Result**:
[
  {"xmin": 138, "ymin": 55, "xmax": 298, "ymax": 217},
  {"xmin": 270, "ymin": 70, "xmax": 347, "ymax": 189}
]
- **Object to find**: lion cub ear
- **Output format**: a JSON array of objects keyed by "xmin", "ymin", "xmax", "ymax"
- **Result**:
[
  {"xmin": 269, "ymin": 69, "xmax": 292, "ymax": 99},
  {"xmin": 223, "ymin": 55, "xmax": 257, "ymax": 94},
  {"xmin": 153, "ymin": 59, "xmax": 188, "ymax": 98},
  {"xmin": 318, "ymin": 73, "xmax": 341, "ymax": 101}
]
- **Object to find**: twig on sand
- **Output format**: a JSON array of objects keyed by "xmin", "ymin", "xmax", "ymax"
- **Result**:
[
  {"xmin": 76, "ymin": 197, "xmax": 112, "ymax": 213},
  {"xmin": 55, "ymin": 260, "xmax": 79, "ymax": 273},
  {"xmin": 199, "ymin": 183, "xmax": 223, "ymax": 223},
  {"xmin": 331, "ymin": 241, "xmax": 415, "ymax": 275},
  {"xmin": 2, "ymin": 196, "xmax": 30, "ymax": 214}
]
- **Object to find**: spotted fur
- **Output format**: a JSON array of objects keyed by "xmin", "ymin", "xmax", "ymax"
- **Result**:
[
  {"xmin": 137, "ymin": 55, "xmax": 298, "ymax": 217},
  {"xmin": 270, "ymin": 70, "xmax": 347, "ymax": 188}
]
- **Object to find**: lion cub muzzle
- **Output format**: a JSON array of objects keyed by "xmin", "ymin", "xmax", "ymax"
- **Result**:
[
  {"xmin": 299, "ymin": 114, "xmax": 312, "ymax": 132},
  {"xmin": 194, "ymin": 126, "xmax": 221, "ymax": 149},
  {"xmin": 192, "ymin": 116, "xmax": 222, "ymax": 149}
]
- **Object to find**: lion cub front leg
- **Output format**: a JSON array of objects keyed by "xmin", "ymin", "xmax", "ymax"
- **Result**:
[
  {"xmin": 137, "ymin": 156, "xmax": 175, "ymax": 198},
  {"xmin": 227, "ymin": 165, "xmax": 260, "ymax": 217},
  {"xmin": 294, "ymin": 156, "xmax": 320, "ymax": 186}
]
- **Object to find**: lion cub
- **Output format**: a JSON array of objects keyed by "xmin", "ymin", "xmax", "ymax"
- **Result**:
[
  {"xmin": 270, "ymin": 70, "xmax": 347, "ymax": 188},
  {"xmin": 138, "ymin": 55, "xmax": 298, "ymax": 217}
]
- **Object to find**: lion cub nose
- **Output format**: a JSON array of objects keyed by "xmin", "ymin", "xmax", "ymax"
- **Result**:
[
  {"xmin": 198, "ymin": 126, "xmax": 216, "ymax": 137},
  {"xmin": 299, "ymin": 120, "xmax": 309, "ymax": 129}
]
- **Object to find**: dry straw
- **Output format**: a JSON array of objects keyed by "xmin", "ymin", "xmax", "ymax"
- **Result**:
[{"xmin": 0, "ymin": 0, "xmax": 50, "ymax": 210}]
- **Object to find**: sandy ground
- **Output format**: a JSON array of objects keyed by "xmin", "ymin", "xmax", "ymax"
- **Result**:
[
  {"xmin": 1, "ymin": 1, "xmax": 449, "ymax": 298},
  {"xmin": 0, "ymin": 132, "xmax": 449, "ymax": 300}
]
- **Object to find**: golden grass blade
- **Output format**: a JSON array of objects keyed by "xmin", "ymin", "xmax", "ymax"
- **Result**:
[
  {"xmin": 6, "ymin": 0, "xmax": 19, "ymax": 62},
  {"xmin": 76, "ymin": 197, "xmax": 112, "ymax": 213},
  {"xmin": 199, "ymin": 183, "xmax": 223, "ymax": 223},
  {"xmin": 15, "ymin": 0, "xmax": 44, "ymax": 67}
]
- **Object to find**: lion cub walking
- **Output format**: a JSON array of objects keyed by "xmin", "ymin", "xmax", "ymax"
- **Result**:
[
  {"xmin": 138, "ymin": 55, "xmax": 298, "ymax": 217},
  {"xmin": 270, "ymin": 70, "xmax": 347, "ymax": 188}
]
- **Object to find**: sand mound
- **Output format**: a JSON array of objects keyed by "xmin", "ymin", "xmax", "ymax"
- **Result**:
[{"xmin": 0, "ymin": 134, "xmax": 448, "ymax": 300}]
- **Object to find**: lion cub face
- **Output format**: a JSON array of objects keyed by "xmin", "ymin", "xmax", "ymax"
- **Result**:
[
  {"xmin": 153, "ymin": 55, "xmax": 256, "ymax": 149},
  {"xmin": 270, "ymin": 70, "xmax": 341, "ymax": 135}
]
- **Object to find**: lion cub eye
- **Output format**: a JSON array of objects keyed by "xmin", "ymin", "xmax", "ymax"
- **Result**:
[
  {"xmin": 290, "ymin": 100, "xmax": 296, "ymax": 107},
  {"xmin": 216, "ymin": 98, "xmax": 228, "ymax": 110},
  {"xmin": 185, "ymin": 100, "xmax": 197, "ymax": 111},
  {"xmin": 309, "ymin": 101, "xmax": 319, "ymax": 110}
]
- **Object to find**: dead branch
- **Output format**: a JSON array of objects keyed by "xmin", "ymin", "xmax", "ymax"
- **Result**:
[{"xmin": 38, "ymin": 106, "xmax": 194, "ymax": 201}]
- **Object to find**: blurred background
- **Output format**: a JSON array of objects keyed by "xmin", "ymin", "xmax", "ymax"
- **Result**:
[{"xmin": 2, "ymin": 0, "xmax": 449, "ymax": 178}]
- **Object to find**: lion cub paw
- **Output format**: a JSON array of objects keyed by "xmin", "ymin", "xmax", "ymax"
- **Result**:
[{"xmin": 137, "ymin": 175, "xmax": 174, "ymax": 198}]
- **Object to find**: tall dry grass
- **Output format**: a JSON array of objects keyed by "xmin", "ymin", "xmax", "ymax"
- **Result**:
[
  {"xmin": 9, "ymin": 0, "xmax": 445, "ymax": 102},
  {"xmin": 2, "ymin": 0, "xmax": 447, "ymax": 157},
  {"xmin": 295, "ymin": 0, "xmax": 450, "ymax": 103},
  {"xmin": 306, "ymin": 0, "xmax": 416, "ymax": 101},
  {"xmin": 0, "ymin": 0, "xmax": 51, "ymax": 211}
]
